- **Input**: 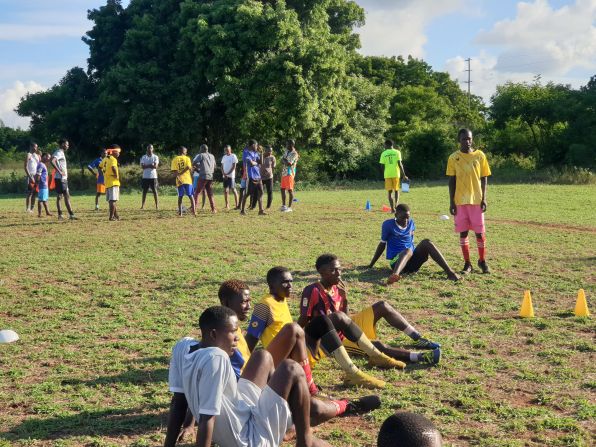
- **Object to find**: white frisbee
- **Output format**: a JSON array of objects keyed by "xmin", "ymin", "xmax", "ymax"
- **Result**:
[
  {"xmin": 439, "ymin": 214, "xmax": 450, "ymax": 221},
  {"xmin": 0, "ymin": 329, "xmax": 19, "ymax": 343}
]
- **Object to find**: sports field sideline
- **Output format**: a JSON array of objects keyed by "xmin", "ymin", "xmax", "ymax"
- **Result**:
[{"xmin": 0, "ymin": 183, "xmax": 594, "ymax": 446}]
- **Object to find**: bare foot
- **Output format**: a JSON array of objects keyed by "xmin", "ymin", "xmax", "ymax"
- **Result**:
[
  {"xmin": 447, "ymin": 271, "xmax": 461, "ymax": 281},
  {"xmin": 387, "ymin": 273, "xmax": 400, "ymax": 285}
]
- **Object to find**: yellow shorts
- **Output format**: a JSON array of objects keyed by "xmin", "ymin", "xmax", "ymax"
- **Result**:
[
  {"xmin": 343, "ymin": 306, "xmax": 377, "ymax": 356},
  {"xmin": 97, "ymin": 184, "xmax": 106, "ymax": 194},
  {"xmin": 384, "ymin": 177, "xmax": 400, "ymax": 191},
  {"xmin": 307, "ymin": 345, "xmax": 326, "ymax": 367}
]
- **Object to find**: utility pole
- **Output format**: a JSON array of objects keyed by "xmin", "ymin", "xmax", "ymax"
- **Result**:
[{"xmin": 464, "ymin": 58, "xmax": 471, "ymax": 108}]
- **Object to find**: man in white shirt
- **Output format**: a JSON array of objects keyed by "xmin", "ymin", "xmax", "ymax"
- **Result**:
[
  {"xmin": 24, "ymin": 142, "xmax": 40, "ymax": 213},
  {"xmin": 51, "ymin": 139, "xmax": 77, "ymax": 220},
  {"xmin": 221, "ymin": 145, "xmax": 239, "ymax": 210},
  {"xmin": 178, "ymin": 306, "xmax": 332, "ymax": 447},
  {"xmin": 140, "ymin": 144, "xmax": 159, "ymax": 210}
]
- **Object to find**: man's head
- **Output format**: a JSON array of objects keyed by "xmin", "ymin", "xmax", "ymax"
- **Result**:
[
  {"xmin": 59, "ymin": 139, "xmax": 69, "ymax": 151},
  {"xmin": 377, "ymin": 412, "xmax": 442, "ymax": 447},
  {"xmin": 100, "ymin": 148, "xmax": 107, "ymax": 158},
  {"xmin": 179, "ymin": 146, "xmax": 187, "ymax": 155},
  {"xmin": 384, "ymin": 139, "xmax": 394, "ymax": 149},
  {"xmin": 315, "ymin": 254, "xmax": 341, "ymax": 287},
  {"xmin": 218, "ymin": 280, "xmax": 251, "ymax": 321},
  {"xmin": 394, "ymin": 203, "xmax": 411, "ymax": 227},
  {"xmin": 458, "ymin": 128, "xmax": 473, "ymax": 152},
  {"xmin": 146, "ymin": 144, "xmax": 154, "ymax": 156},
  {"xmin": 224, "ymin": 145, "xmax": 232, "ymax": 155},
  {"xmin": 264, "ymin": 145, "xmax": 272, "ymax": 156},
  {"xmin": 198, "ymin": 306, "xmax": 239, "ymax": 355},
  {"xmin": 41, "ymin": 153, "xmax": 50, "ymax": 163},
  {"xmin": 286, "ymin": 139, "xmax": 295, "ymax": 150},
  {"xmin": 200, "ymin": 144, "xmax": 209, "ymax": 153},
  {"xmin": 29, "ymin": 142, "xmax": 39, "ymax": 153},
  {"xmin": 266, "ymin": 266, "xmax": 293, "ymax": 299},
  {"xmin": 108, "ymin": 144, "xmax": 121, "ymax": 158},
  {"xmin": 248, "ymin": 139, "xmax": 258, "ymax": 151}
]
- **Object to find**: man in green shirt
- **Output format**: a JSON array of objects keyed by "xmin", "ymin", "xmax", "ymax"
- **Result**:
[{"xmin": 379, "ymin": 140, "xmax": 408, "ymax": 212}]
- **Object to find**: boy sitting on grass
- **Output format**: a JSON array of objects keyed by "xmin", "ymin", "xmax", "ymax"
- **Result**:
[{"xmin": 301, "ymin": 253, "xmax": 441, "ymax": 366}]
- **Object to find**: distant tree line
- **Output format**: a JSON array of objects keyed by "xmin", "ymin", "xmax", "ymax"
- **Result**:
[{"xmin": 8, "ymin": 0, "xmax": 595, "ymax": 180}]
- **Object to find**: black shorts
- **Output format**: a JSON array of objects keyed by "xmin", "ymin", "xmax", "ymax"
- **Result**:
[
  {"xmin": 55, "ymin": 178, "xmax": 69, "ymax": 195},
  {"xmin": 247, "ymin": 179, "xmax": 263, "ymax": 195},
  {"xmin": 401, "ymin": 246, "xmax": 430, "ymax": 274},
  {"xmin": 223, "ymin": 177, "xmax": 236, "ymax": 189},
  {"xmin": 142, "ymin": 178, "xmax": 158, "ymax": 192}
]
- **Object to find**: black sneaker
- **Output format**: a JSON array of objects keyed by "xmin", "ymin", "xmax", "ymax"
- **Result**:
[
  {"xmin": 461, "ymin": 262, "xmax": 473, "ymax": 274},
  {"xmin": 478, "ymin": 260, "xmax": 490, "ymax": 274},
  {"xmin": 344, "ymin": 395, "xmax": 381, "ymax": 415}
]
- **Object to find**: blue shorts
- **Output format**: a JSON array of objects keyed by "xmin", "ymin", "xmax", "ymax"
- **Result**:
[
  {"xmin": 177, "ymin": 184, "xmax": 193, "ymax": 197},
  {"xmin": 38, "ymin": 188, "xmax": 49, "ymax": 202},
  {"xmin": 192, "ymin": 176, "xmax": 199, "ymax": 190},
  {"xmin": 240, "ymin": 178, "xmax": 247, "ymax": 189}
]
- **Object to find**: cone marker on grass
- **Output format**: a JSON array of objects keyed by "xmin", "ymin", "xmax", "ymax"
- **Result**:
[
  {"xmin": 365, "ymin": 200, "xmax": 371, "ymax": 211},
  {"xmin": 574, "ymin": 289, "xmax": 590, "ymax": 317},
  {"xmin": 520, "ymin": 290, "xmax": 534, "ymax": 318}
]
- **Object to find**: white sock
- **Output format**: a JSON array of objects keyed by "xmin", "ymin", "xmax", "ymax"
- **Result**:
[{"xmin": 410, "ymin": 352, "xmax": 422, "ymax": 362}]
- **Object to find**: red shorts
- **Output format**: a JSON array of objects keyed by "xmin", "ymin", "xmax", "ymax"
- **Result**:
[
  {"xmin": 454, "ymin": 204, "xmax": 485, "ymax": 234},
  {"xmin": 281, "ymin": 175, "xmax": 294, "ymax": 190}
]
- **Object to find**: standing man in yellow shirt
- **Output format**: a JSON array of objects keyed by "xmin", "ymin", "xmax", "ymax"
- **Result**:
[
  {"xmin": 379, "ymin": 139, "xmax": 408, "ymax": 213},
  {"xmin": 170, "ymin": 146, "xmax": 196, "ymax": 217},
  {"xmin": 99, "ymin": 145, "xmax": 121, "ymax": 221},
  {"xmin": 447, "ymin": 129, "xmax": 491, "ymax": 274}
]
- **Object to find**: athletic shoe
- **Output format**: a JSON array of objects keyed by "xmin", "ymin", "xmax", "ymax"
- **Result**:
[
  {"xmin": 57, "ymin": 214, "xmax": 64, "ymax": 220},
  {"xmin": 69, "ymin": 214, "xmax": 78, "ymax": 220},
  {"xmin": 461, "ymin": 262, "xmax": 473, "ymax": 274},
  {"xmin": 368, "ymin": 352, "xmax": 406, "ymax": 369},
  {"xmin": 344, "ymin": 395, "xmax": 381, "ymax": 415},
  {"xmin": 478, "ymin": 260, "xmax": 490, "ymax": 274},
  {"xmin": 413, "ymin": 337, "xmax": 441, "ymax": 349},
  {"xmin": 284, "ymin": 207, "xmax": 293, "ymax": 212},
  {"xmin": 419, "ymin": 348, "xmax": 441, "ymax": 365},
  {"xmin": 344, "ymin": 370, "xmax": 385, "ymax": 389},
  {"xmin": 386, "ymin": 273, "xmax": 400, "ymax": 285},
  {"xmin": 280, "ymin": 205, "xmax": 288, "ymax": 211},
  {"xmin": 95, "ymin": 205, "xmax": 99, "ymax": 211}
]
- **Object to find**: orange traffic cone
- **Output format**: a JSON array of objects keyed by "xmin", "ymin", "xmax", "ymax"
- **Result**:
[
  {"xmin": 381, "ymin": 205, "xmax": 391, "ymax": 212},
  {"xmin": 574, "ymin": 289, "xmax": 590, "ymax": 317},
  {"xmin": 520, "ymin": 290, "xmax": 534, "ymax": 318}
]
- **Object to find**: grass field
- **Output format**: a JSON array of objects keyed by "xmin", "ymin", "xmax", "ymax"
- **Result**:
[{"xmin": 0, "ymin": 183, "xmax": 594, "ymax": 447}]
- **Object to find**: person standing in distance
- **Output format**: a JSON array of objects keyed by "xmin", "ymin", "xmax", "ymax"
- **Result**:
[
  {"xmin": 100, "ymin": 145, "xmax": 122, "ymax": 221},
  {"xmin": 140, "ymin": 144, "xmax": 159, "ymax": 210},
  {"xmin": 280, "ymin": 139, "xmax": 299, "ymax": 212},
  {"xmin": 51, "ymin": 139, "xmax": 77, "ymax": 220},
  {"xmin": 379, "ymin": 139, "xmax": 408, "ymax": 213},
  {"xmin": 192, "ymin": 144, "xmax": 217, "ymax": 213},
  {"xmin": 221, "ymin": 145, "xmax": 239, "ymax": 210},
  {"xmin": 447, "ymin": 129, "xmax": 491, "ymax": 274},
  {"xmin": 24, "ymin": 142, "xmax": 41, "ymax": 213},
  {"xmin": 87, "ymin": 148, "xmax": 107, "ymax": 211},
  {"xmin": 171, "ymin": 146, "xmax": 196, "ymax": 217}
]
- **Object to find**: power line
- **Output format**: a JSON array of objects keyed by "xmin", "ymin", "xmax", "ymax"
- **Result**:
[{"xmin": 464, "ymin": 58, "xmax": 471, "ymax": 108}]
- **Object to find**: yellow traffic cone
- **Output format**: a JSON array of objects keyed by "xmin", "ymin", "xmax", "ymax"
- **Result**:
[
  {"xmin": 520, "ymin": 290, "xmax": 534, "ymax": 318},
  {"xmin": 574, "ymin": 289, "xmax": 590, "ymax": 317}
]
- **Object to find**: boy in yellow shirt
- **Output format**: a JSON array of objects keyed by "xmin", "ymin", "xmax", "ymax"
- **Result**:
[
  {"xmin": 447, "ymin": 129, "xmax": 491, "ymax": 274},
  {"xmin": 379, "ymin": 139, "xmax": 408, "ymax": 212},
  {"xmin": 170, "ymin": 146, "xmax": 196, "ymax": 217},
  {"xmin": 99, "ymin": 145, "xmax": 121, "ymax": 221}
]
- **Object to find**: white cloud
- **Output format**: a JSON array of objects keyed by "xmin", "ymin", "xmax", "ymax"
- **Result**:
[
  {"xmin": 475, "ymin": 0, "xmax": 596, "ymax": 75},
  {"xmin": 0, "ymin": 81, "xmax": 46, "ymax": 129},
  {"xmin": 356, "ymin": 0, "xmax": 465, "ymax": 58}
]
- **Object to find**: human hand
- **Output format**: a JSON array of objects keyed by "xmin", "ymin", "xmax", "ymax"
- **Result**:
[
  {"xmin": 449, "ymin": 203, "xmax": 457, "ymax": 215},
  {"xmin": 480, "ymin": 200, "xmax": 487, "ymax": 212},
  {"xmin": 177, "ymin": 425, "xmax": 196, "ymax": 443}
]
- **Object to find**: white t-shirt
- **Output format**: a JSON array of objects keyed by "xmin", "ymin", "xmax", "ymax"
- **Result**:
[
  {"xmin": 140, "ymin": 154, "xmax": 159, "ymax": 179},
  {"xmin": 168, "ymin": 337, "xmax": 198, "ymax": 393},
  {"xmin": 52, "ymin": 149, "xmax": 67, "ymax": 179},
  {"xmin": 182, "ymin": 346, "xmax": 252, "ymax": 447},
  {"xmin": 26, "ymin": 153, "xmax": 40, "ymax": 177},
  {"xmin": 221, "ymin": 154, "xmax": 238, "ymax": 179}
]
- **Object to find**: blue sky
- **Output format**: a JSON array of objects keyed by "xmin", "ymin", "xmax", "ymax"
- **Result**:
[{"xmin": 1, "ymin": 0, "xmax": 595, "ymax": 128}]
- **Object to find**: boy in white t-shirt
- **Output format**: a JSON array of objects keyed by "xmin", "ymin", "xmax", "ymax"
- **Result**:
[
  {"xmin": 221, "ymin": 145, "xmax": 239, "ymax": 210},
  {"xmin": 140, "ymin": 144, "xmax": 159, "ymax": 210},
  {"xmin": 174, "ymin": 306, "xmax": 332, "ymax": 447}
]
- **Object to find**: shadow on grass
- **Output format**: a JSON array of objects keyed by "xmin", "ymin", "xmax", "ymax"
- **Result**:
[
  {"xmin": 2, "ymin": 406, "xmax": 167, "ymax": 442},
  {"xmin": 61, "ymin": 366, "xmax": 168, "ymax": 388}
]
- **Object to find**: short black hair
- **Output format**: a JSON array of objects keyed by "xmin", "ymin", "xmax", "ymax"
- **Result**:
[
  {"xmin": 266, "ymin": 266, "xmax": 289, "ymax": 287},
  {"xmin": 198, "ymin": 306, "xmax": 236, "ymax": 333},
  {"xmin": 107, "ymin": 144, "xmax": 121, "ymax": 150},
  {"xmin": 30, "ymin": 141, "xmax": 37, "ymax": 148},
  {"xmin": 58, "ymin": 138, "xmax": 68, "ymax": 146},
  {"xmin": 248, "ymin": 139, "xmax": 258, "ymax": 146},
  {"xmin": 287, "ymin": 139, "xmax": 295, "ymax": 147},
  {"xmin": 395, "ymin": 203, "xmax": 410, "ymax": 214},
  {"xmin": 315, "ymin": 253, "xmax": 338, "ymax": 271},
  {"xmin": 384, "ymin": 139, "xmax": 394, "ymax": 148},
  {"xmin": 378, "ymin": 412, "xmax": 442, "ymax": 447},
  {"xmin": 178, "ymin": 146, "xmax": 187, "ymax": 154},
  {"xmin": 458, "ymin": 128, "xmax": 472, "ymax": 139},
  {"xmin": 218, "ymin": 280, "xmax": 249, "ymax": 304}
]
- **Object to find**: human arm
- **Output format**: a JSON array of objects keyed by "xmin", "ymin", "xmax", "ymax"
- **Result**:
[
  {"xmin": 224, "ymin": 162, "xmax": 236, "ymax": 177},
  {"xmin": 24, "ymin": 155, "xmax": 32, "ymax": 180},
  {"xmin": 399, "ymin": 161, "xmax": 408, "ymax": 182},
  {"xmin": 480, "ymin": 176, "xmax": 487, "ymax": 212},
  {"xmin": 245, "ymin": 302, "xmax": 271, "ymax": 352},
  {"xmin": 196, "ymin": 414, "xmax": 215, "ymax": 447},
  {"xmin": 51, "ymin": 156, "xmax": 62, "ymax": 177},
  {"xmin": 245, "ymin": 333, "xmax": 259, "ymax": 353},
  {"xmin": 368, "ymin": 242, "xmax": 386, "ymax": 268},
  {"xmin": 448, "ymin": 176, "xmax": 457, "ymax": 215},
  {"xmin": 163, "ymin": 393, "xmax": 189, "ymax": 447}
]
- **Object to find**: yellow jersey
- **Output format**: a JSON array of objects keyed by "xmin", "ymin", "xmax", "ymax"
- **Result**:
[
  {"xmin": 100, "ymin": 155, "xmax": 120, "ymax": 188},
  {"xmin": 246, "ymin": 294, "xmax": 293, "ymax": 349},
  {"xmin": 171, "ymin": 155, "xmax": 192, "ymax": 186},
  {"xmin": 446, "ymin": 150, "xmax": 491, "ymax": 205}
]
